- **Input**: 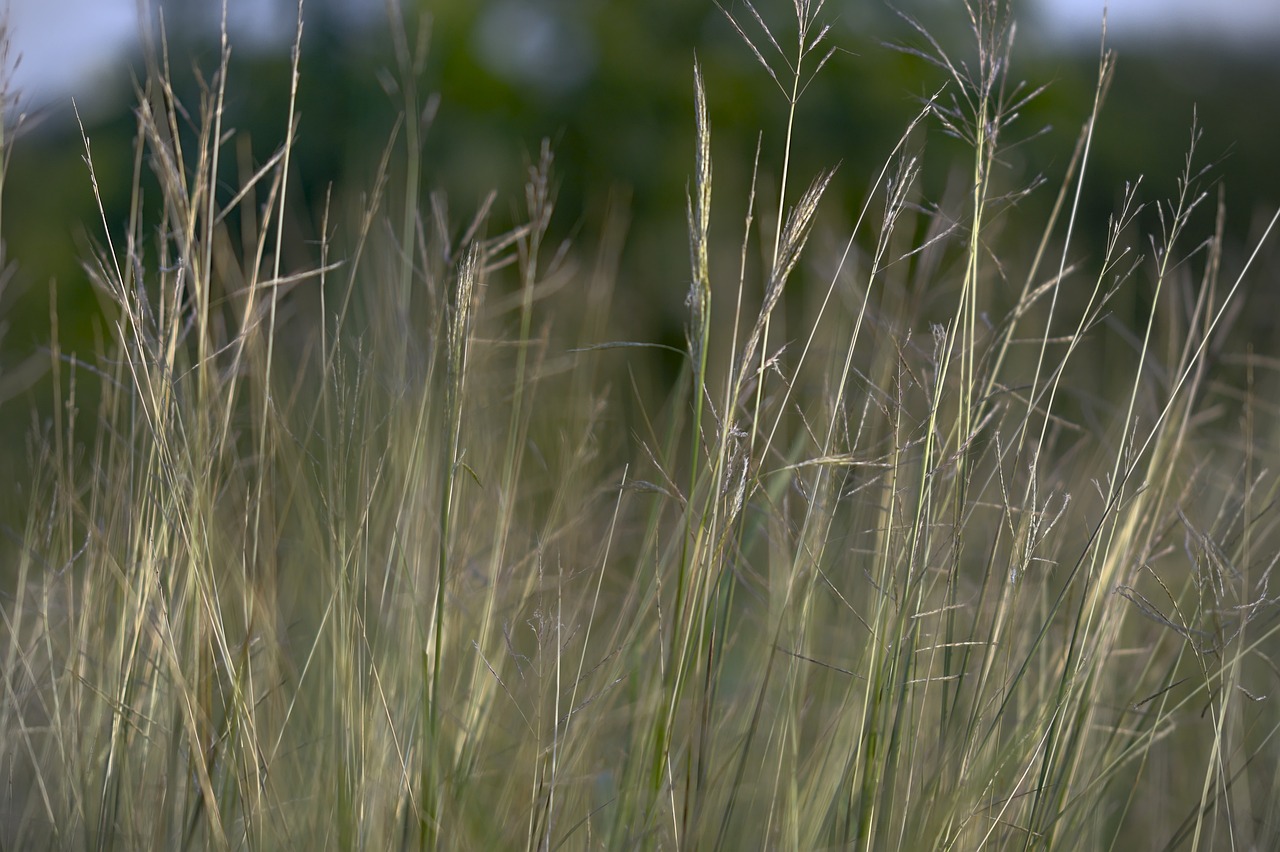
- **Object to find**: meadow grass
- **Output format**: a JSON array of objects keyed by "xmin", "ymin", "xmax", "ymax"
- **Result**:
[{"xmin": 2, "ymin": 1, "xmax": 1280, "ymax": 849}]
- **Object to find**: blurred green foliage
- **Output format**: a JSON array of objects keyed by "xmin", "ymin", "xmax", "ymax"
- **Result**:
[{"xmin": 3, "ymin": 1, "xmax": 1279, "ymax": 441}]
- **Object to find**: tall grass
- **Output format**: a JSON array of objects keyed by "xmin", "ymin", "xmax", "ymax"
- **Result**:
[{"xmin": 3, "ymin": 0, "xmax": 1279, "ymax": 848}]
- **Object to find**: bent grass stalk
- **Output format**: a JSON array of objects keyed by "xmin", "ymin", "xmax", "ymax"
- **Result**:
[{"xmin": 3, "ymin": 1, "xmax": 1279, "ymax": 850}]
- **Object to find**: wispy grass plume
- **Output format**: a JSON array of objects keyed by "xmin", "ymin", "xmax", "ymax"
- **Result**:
[{"xmin": 2, "ymin": 1, "xmax": 1279, "ymax": 850}]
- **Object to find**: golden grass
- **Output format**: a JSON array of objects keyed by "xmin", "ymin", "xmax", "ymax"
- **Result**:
[{"xmin": 2, "ymin": 1, "xmax": 1279, "ymax": 849}]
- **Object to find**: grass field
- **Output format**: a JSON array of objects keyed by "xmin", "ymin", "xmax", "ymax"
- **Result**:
[{"xmin": 2, "ymin": 1, "xmax": 1279, "ymax": 848}]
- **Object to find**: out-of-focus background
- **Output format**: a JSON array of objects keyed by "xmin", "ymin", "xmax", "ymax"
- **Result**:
[
  {"xmin": 7, "ymin": 0, "xmax": 1280, "ymax": 108},
  {"xmin": 2, "ymin": 0, "xmax": 1278, "ymax": 442}
]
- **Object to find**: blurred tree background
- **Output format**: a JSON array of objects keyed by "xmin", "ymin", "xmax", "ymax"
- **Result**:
[{"xmin": 2, "ymin": 0, "xmax": 1279, "ymax": 492}]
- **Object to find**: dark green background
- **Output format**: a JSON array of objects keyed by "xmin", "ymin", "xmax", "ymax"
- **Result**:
[{"xmin": 2, "ymin": 0, "xmax": 1278, "ymax": 470}]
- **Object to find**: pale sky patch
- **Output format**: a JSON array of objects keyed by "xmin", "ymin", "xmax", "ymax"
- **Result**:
[{"xmin": 3, "ymin": 0, "xmax": 1278, "ymax": 114}]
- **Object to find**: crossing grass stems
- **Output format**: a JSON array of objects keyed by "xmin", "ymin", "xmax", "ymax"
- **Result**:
[{"xmin": 1, "ymin": 0, "xmax": 1279, "ymax": 849}]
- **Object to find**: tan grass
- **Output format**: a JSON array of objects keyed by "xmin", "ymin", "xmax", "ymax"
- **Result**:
[{"xmin": 2, "ymin": 1, "xmax": 1279, "ymax": 849}]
